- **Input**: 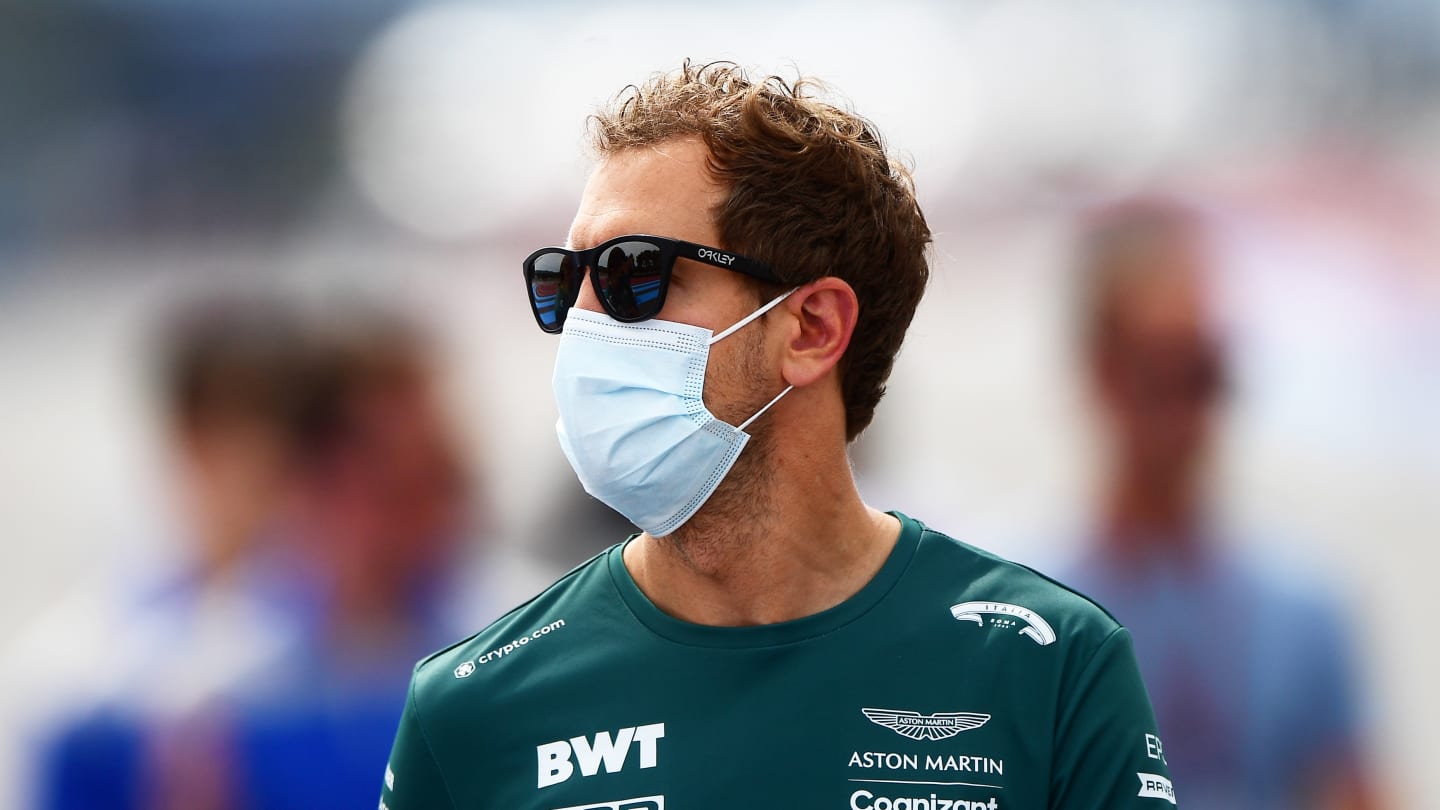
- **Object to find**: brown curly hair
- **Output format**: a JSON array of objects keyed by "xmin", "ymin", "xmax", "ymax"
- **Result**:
[{"xmin": 588, "ymin": 60, "xmax": 933, "ymax": 441}]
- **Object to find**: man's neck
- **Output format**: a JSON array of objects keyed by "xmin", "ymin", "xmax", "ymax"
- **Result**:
[
  {"xmin": 1100, "ymin": 472, "xmax": 1204, "ymax": 556},
  {"xmin": 621, "ymin": 442, "xmax": 899, "ymax": 627}
]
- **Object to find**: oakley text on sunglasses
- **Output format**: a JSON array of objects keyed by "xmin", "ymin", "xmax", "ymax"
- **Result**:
[{"xmin": 523, "ymin": 234, "xmax": 780, "ymax": 333}]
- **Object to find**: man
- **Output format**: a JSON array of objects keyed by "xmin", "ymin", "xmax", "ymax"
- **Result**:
[
  {"xmin": 31, "ymin": 300, "xmax": 480, "ymax": 810},
  {"xmin": 33, "ymin": 294, "xmax": 310, "ymax": 810},
  {"xmin": 1060, "ymin": 199, "xmax": 1377, "ymax": 809},
  {"xmin": 381, "ymin": 62, "xmax": 1176, "ymax": 810},
  {"xmin": 230, "ymin": 310, "xmax": 479, "ymax": 809}
]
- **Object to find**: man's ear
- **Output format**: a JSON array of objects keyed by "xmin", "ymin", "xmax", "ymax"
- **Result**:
[{"xmin": 779, "ymin": 277, "xmax": 859, "ymax": 388}]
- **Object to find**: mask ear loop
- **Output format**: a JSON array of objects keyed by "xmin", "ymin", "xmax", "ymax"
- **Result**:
[
  {"xmin": 737, "ymin": 384, "xmax": 794, "ymax": 431},
  {"xmin": 708, "ymin": 287, "xmax": 800, "ymax": 432},
  {"xmin": 708, "ymin": 288, "xmax": 798, "ymax": 345}
]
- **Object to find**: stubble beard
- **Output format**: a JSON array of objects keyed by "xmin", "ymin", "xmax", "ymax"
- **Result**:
[{"xmin": 661, "ymin": 322, "xmax": 780, "ymax": 574}]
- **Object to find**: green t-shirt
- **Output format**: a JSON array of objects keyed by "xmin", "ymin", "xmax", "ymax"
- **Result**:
[{"xmin": 380, "ymin": 513, "xmax": 1177, "ymax": 809}]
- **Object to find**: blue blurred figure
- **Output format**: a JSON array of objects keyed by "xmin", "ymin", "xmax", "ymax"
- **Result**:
[
  {"xmin": 36, "ymin": 300, "xmax": 477, "ymax": 809},
  {"xmin": 37, "ymin": 295, "xmax": 311, "ymax": 810},
  {"xmin": 1060, "ymin": 200, "xmax": 1381, "ymax": 809}
]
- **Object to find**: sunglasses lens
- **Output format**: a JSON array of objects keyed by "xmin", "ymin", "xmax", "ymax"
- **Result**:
[
  {"xmin": 528, "ymin": 251, "xmax": 579, "ymax": 332},
  {"xmin": 594, "ymin": 241, "xmax": 666, "ymax": 321}
]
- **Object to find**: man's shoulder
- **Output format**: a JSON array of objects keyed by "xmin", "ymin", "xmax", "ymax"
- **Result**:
[
  {"xmin": 409, "ymin": 545, "xmax": 621, "ymax": 709},
  {"xmin": 904, "ymin": 515, "xmax": 1125, "ymax": 652}
]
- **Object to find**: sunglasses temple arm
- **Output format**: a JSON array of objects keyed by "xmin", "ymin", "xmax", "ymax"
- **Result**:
[{"xmin": 675, "ymin": 241, "xmax": 780, "ymax": 283}]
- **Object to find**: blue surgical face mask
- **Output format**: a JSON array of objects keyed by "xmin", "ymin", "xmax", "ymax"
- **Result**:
[{"xmin": 552, "ymin": 290, "xmax": 795, "ymax": 537}]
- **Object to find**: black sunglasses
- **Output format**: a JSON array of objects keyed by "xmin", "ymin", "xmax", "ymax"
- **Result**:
[{"xmin": 522, "ymin": 234, "xmax": 780, "ymax": 333}]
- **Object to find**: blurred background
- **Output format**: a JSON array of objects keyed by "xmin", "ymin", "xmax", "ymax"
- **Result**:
[{"xmin": 1, "ymin": 0, "xmax": 1436, "ymax": 807}]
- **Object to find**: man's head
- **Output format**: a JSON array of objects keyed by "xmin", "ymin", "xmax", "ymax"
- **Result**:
[
  {"xmin": 158, "ymin": 294, "xmax": 309, "ymax": 569},
  {"xmin": 1077, "ymin": 199, "xmax": 1227, "ymax": 508},
  {"xmin": 577, "ymin": 61, "xmax": 932, "ymax": 441},
  {"xmin": 286, "ymin": 313, "xmax": 468, "ymax": 613}
]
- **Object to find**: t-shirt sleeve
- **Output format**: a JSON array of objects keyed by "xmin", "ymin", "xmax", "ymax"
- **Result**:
[
  {"xmin": 1051, "ymin": 627, "xmax": 1178, "ymax": 808},
  {"xmin": 380, "ymin": 676, "xmax": 457, "ymax": 810}
]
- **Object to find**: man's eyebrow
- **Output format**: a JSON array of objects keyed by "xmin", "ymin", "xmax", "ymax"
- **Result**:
[
  {"xmin": 566, "ymin": 228, "xmax": 597, "ymax": 251},
  {"xmin": 567, "ymin": 231, "xmax": 634, "ymax": 252}
]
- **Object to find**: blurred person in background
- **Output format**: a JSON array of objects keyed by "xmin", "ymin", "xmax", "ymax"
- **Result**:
[
  {"xmin": 33, "ymin": 295, "xmax": 312, "ymax": 810},
  {"xmin": 31, "ymin": 296, "xmax": 484, "ymax": 809},
  {"xmin": 219, "ymin": 308, "xmax": 479, "ymax": 809},
  {"xmin": 1060, "ymin": 199, "xmax": 1379, "ymax": 809}
]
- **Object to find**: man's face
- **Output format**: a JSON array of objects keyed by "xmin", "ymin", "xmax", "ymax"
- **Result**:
[
  {"xmin": 1092, "ymin": 254, "xmax": 1224, "ymax": 486},
  {"xmin": 567, "ymin": 137, "xmax": 777, "ymax": 426},
  {"xmin": 292, "ymin": 371, "xmax": 467, "ymax": 599}
]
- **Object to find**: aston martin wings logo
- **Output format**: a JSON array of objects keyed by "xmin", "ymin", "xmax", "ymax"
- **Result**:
[{"xmin": 862, "ymin": 708, "xmax": 992, "ymax": 741}]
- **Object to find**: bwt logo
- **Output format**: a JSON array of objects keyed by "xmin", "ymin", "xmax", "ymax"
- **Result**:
[{"xmin": 537, "ymin": 723, "xmax": 665, "ymax": 788}]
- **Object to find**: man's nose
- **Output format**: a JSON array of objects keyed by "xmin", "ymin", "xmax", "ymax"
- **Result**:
[{"xmin": 573, "ymin": 270, "xmax": 604, "ymax": 314}]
